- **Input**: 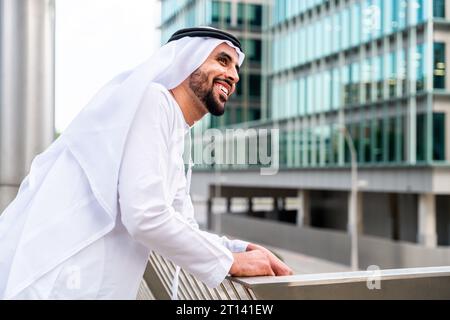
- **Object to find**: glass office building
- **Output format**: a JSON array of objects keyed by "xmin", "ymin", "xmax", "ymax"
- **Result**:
[
  {"xmin": 160, "ymin": 0, "xmax": 265, "ymax": 129},
  {"xmin": 266, "ymin": 0, "xmax": 448, "ymax": 168},
  {"xmin": 181, "ymin": 0, "xmax": 450, "ymax": 255}
]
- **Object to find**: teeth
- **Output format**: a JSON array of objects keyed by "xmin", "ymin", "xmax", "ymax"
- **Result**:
[{"xmin": 216, "ymin": 83, "xmax": 229, "ymax": 95}]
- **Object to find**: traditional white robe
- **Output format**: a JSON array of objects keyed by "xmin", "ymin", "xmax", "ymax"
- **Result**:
[{"xmin": 0, "ymin": 37, "xmax": 246, "ymax": 299}]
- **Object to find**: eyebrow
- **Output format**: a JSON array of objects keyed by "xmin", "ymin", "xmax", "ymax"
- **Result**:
[{"xmin": 217, "ymin": 52, "xmax": 240, "ymax": 73}]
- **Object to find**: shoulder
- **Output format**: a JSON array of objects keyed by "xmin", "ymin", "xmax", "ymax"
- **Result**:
[
  {"xmin": 143, "ymin": 82, "xmax": 172, "ymax": 106},
  {"xmin": 137, "ymin": 82, "xmax": 176, "ymax": 124}
]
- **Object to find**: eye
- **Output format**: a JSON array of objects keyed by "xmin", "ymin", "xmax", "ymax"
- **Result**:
[{"xmin": 218, "ymin": 56, "xmax": 227, "ymax": 65}]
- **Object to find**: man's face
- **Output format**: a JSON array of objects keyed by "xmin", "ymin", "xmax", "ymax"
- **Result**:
[{"xmin": 188, "ymin": 43, "xmax": 240, "ymax": 116}]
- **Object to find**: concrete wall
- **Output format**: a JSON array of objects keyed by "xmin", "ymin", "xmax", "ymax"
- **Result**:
[
  {"xmin": 362, "ymin": 193, "xmax": 393, "ymax": 239},
  {"xmin": 310, "ymin": 190, "xmax": 347, "ymax": 231},
  {"xmin": 361, "ymin": 193, "xmax": 418, "ymax": 243},
  {"xmin": 437, "ymin": 195, "xmax": 450, "ymax": 246},
  {"xmin": 220, "ymin": 214, "xmax": 450, "ymax": 269}
]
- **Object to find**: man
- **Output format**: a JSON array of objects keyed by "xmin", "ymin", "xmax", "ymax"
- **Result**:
[{"xmin": 0, "ymin": 27, "xmax": 292, "ymax": 300}]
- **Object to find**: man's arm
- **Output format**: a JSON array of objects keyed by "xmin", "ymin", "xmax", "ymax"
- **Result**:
[
  {"xmin": 172, "ymin": 179, "xmax": 293, "ymax": 276},
  {"xmin": 118, "ymin": 87, "xmax": 280, "ymax": 287}
]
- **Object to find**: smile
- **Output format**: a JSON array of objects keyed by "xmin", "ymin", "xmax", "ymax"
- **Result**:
[{"xmin": 214, "ymin": 82, "xmax": 229, "ymax": 96}]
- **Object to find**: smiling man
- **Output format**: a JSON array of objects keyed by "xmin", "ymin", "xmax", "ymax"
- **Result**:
[{"xmin": 0, "ymin": 27, "xmax": 292, "ymax": 300}]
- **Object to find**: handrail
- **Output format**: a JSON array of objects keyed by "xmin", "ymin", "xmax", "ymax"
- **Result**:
[
  {"xmin": 139, "ymin": 251, "xmax": 450, "ymax": 300},
  {"xmin": 230, "ymin": 266, "xmax": 450, "ymax": 299}
]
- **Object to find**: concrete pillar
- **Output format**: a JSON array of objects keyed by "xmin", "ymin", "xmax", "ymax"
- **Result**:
[
  {"xmin": 296, "ymin": 190, "xmax": 310, "ymax": 227},
  {"xmin": 226, "ymin": 197, "xmax": 232, "ymax": 213},
  {"xmin": 417, "ymin": 193, "xmax": 437, "ymax": 247},
  {"xmin": 0, "ymin": 0, "xmax": 55, "ymax": 212},
  {"xmin": 247, "ymin": 197, "xmax": 253, "ymax": 213}
]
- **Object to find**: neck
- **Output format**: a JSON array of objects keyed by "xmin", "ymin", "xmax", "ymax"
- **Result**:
[{"xmin": 169, "ymin": 86, "xmax": 207, "ymax": 126}]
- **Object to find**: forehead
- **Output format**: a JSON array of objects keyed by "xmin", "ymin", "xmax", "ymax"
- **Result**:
[{"xmin": 208, "ymin": 43, "xmax": 239, "ymax": 63}]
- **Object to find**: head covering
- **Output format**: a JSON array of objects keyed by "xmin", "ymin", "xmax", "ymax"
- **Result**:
[
  {"xmin": 168, "ymin": 26, "xmax": 242, "ymax": 53},
  {"xmin": 0, "ymin": 28, "xmax": 245, "ymax": 299}
]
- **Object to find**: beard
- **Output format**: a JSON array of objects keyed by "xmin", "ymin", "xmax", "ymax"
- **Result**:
[{"xmin": 188, "ymin": 68, "xmax": 226, "ymax": 116}]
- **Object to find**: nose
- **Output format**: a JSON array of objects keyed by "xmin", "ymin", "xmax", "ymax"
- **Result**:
[{"xmin": 226, "ymin": 67, "xmax": 239, "ymax": 86}]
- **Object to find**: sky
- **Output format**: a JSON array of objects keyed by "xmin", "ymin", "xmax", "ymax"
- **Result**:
[{"xmin": 55, "ymin": 0, "xmax": 161, "ymax": 132}]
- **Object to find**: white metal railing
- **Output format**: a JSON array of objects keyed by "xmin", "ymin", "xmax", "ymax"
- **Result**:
[{"xmin": 138, "ymin": 252, "xmax": 450, "ymax": 300}]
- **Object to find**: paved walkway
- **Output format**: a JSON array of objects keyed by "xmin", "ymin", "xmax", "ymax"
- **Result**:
[
  {"xmin": 263, "ymin": 244, "xmax": 351, "ymax": 274},
  {"xmin": 232, "ymin": 237, "xmax": 351, "ymax": 274}
]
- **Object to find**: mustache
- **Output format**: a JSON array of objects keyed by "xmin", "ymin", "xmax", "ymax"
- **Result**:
[{"xmin": 214, "ymin": 78, "xmax": 232, "ymax": 87}]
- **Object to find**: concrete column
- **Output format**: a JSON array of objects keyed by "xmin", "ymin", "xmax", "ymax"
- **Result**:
[
  {"xmin": 296, "ymin": 190, "xmax": 310, "ymax": 227},
  {"xmin": 226, "ymin": 197, "xmax": 232, "ymax": 213},
  {"xmin": 417, "ymin": 193, "xmax": 437, "ymax": 247},
  {"xmin": 206, "ymin": 198, "xmax": 213, "ymax": 230},
  {"xmin": 0, "ymin": 0, "xmax": 55, "ymax": 212},
  {"xmin": 247, "ymin": 197, "xmax": 253, "ymax": 213}
]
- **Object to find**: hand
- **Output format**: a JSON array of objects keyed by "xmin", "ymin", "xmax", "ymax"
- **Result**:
[
  {"xmin": 229, "ymin": 250, "xmax": 275, "ymax": 277},
  {"xmin": 246, "ymin": 243, "xmax": 294, "ymax": 276}
]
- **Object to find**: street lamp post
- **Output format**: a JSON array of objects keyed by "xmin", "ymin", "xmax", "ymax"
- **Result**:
[{"xmin": 341, "ymin": 127, "xmax": 359, "ymax": 271}]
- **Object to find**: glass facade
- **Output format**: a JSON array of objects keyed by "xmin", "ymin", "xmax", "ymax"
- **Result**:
[
  {"xmin": 433, "ymin": 0, "xmax": 446, "ymax": 18},
  {"xmin": 271, "ymin": 0, "xmax": 430, "ymax": 74},
  {"xmin": 264, "ymin": 0, "xmax": 447, "ymax": 168},
  {"xmin": 434, "ymin": 42, "xmax": 446, "ymax": 89},
  {"xmin": 162, "ymin": 0, "xmax": 449, "ymax": 170}
]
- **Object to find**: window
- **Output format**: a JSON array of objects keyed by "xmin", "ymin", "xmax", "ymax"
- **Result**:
[
  {"xmin": 416, "ymin": 43, "xmax": 425, "ymax": 92},
  {"xmin": 235, "ymin": 107, "xmax": 243, "ymax": 124},
  {"xmin": 361, "ymin": 121, "xmax": 371, "ymax": 163},
  {"xmin": 390, "ymin": 0, "xmax": 407, "ymax": 31},
  {"xmin": 306, "ymin": 75, "xmax": 314, "ymax": 114},
  {"xmin": 397, "ymin": 115, "xmax": 405, "ymax": 162},
  {"xmin": 345, "ymin": 123, "xmax": 359, "ymax": 164},
  {"xmin": 248, "ymin": 4, "xmax": 262, "ymax": 27},
  {"xmin": 387, "ymin": 117, "xmax": 397, "ymax": 162},
  {"xmin": 323, "ymin": 70, "xmax": 332, "ymax": 111},
  {"xmin": 238, "ymin": 4, "xmax": 262, "ymax": 27},
  {"xmin": 372, "ymin": 118, "xmax": 383, "ymax": 162},
  {"xmin": 342, "ymin": 64, "xmax": 351, "ymax": 105},
  {"xmin": 244, "ymin": 39, "xmax": 261, "ymax": 63},
  {"xmin": 249, "ymin": 75, "xmax": 261, "ymax": 97},
  {"xmin": 434, "ymin": 42, "xmax": 446, "ymax": 89},
  {"xmin": 433, "ymin": 113, "xmax": 446, "ymax": 161},
  {"xmin": 211, "ymin": 1, "xmax": 231, "ymax": 25},
  {"xmin": 224, "ymin": 2, "xmax": 231, "ymax": 25},
  {"xmin": 332, "ymin": 68, "xmax": 341, "ymax": 109},
  {"xmin": 416, "ymin": 113, "xmax": 427, "ymax": 162},
  {"xmin": 399, "ymin": 49, "xmax": 407, "ymax": 95},
  {"xmin": 212, "ymin": 1, "xmax": 220, "ymax": 23},
  {"xmin": 351, "ymin": 3, "xmax": 361, "ymax": 46},
  {"xmin": 299, "ymin": 77, "xmax": 306, "ymax": 115},
  {"xmin": 341, "ymin": 7, "xmax": 351, "ymax": 50},
  {"xmin": 237, "ymin": 3, "xmax": 245, "ymax": 25},
  {"xmin": 362, "ymin": 58, "xmax": 372, "ymax": 101},
  {"xmin": 235, "ymin": 80, "xmax": 243, "ymax": 97},
  {"xmin": 433, "ymin": 0, "xmax": 445, "ymax": 18},
  {"xmin": 375, "ymin": 55, "xmax": 383, "ymax": 99},
  {"xmin": 332, "ymin": 13, "xmax": 341, "ymax": 52},
  {"xmin": 387, "ymin": 51, "xmax": 397, "ymax": 97},
  {"xmin": 248, "ymin": 109, "xmax": 261, "ymax": 121}
]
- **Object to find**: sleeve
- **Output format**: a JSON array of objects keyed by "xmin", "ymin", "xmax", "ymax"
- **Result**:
[
  {"xmin": 172, "ymin": 188, "xmax": 249, "ymax": 253},
  {"xmin": 118, "ymin": 87, "xmax": 233, "ymax": 288}
]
